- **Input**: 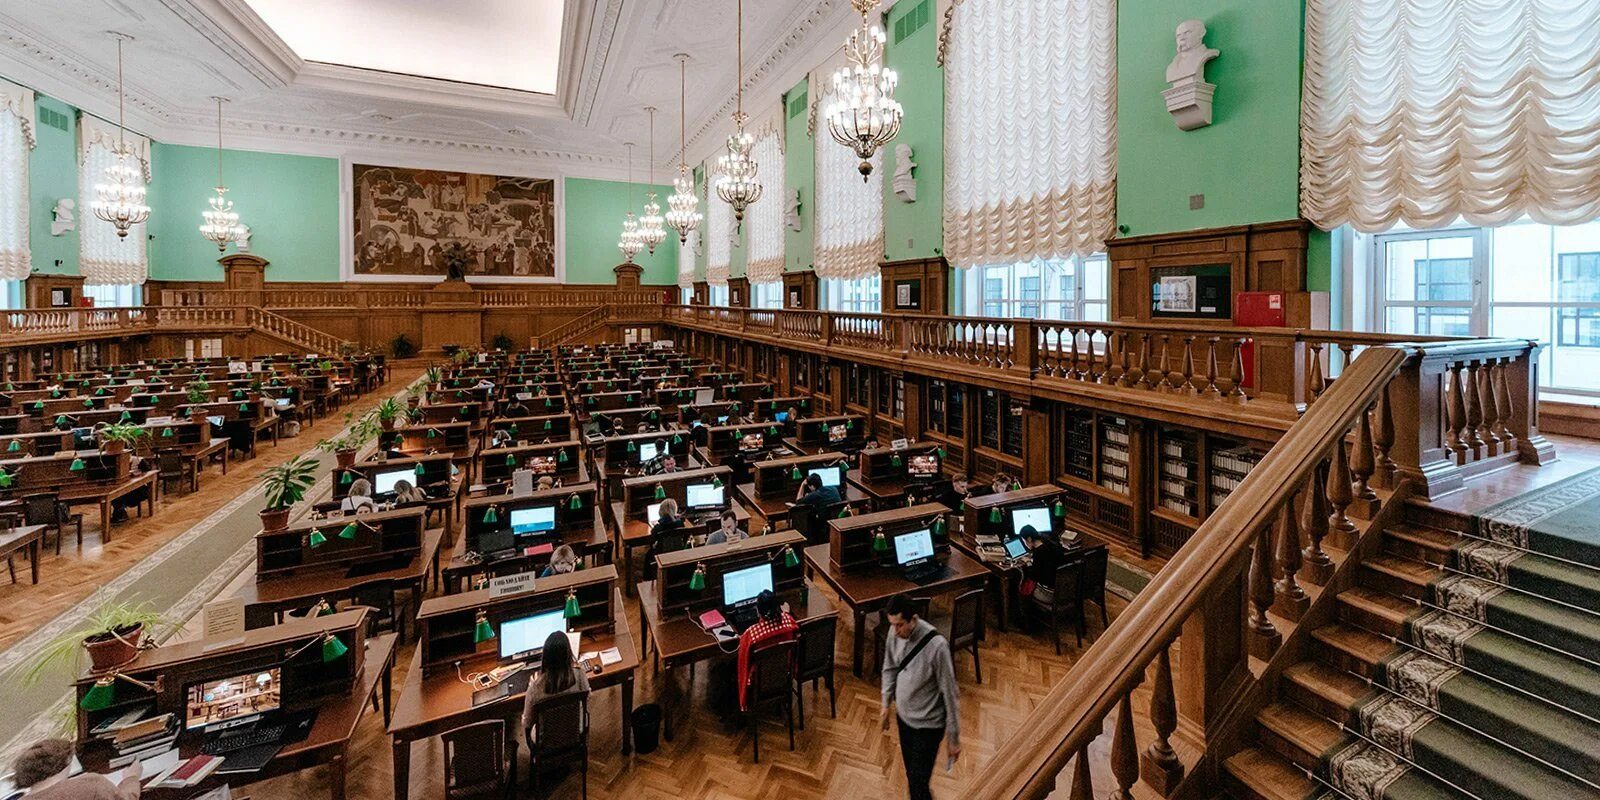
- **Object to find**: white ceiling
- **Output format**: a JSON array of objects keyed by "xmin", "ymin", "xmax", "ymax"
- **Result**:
[
  {"xmin": 0, "ymin": 0, "xmax": 863, "ymax": 180},
  {"xmin": 242, "ymin": 0, "xmax": 567, "ymax": 95}
]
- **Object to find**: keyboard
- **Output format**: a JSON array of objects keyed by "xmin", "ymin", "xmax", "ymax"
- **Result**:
[
  {"xmin": 905, "ymin": 564, "xmax": 952, "ymax": 585},
  {"xmin": 201, "ymin": 722, "xmax": 286, "ymax": 755}
]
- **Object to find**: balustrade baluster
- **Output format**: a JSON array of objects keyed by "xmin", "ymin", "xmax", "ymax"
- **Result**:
[
  {"xmin": 1202, "ymin": 337, "xmax": 1222, "ymax": 398},
  {"xmin": 1327, "ymin": 440, "xmax": 1356, "ymax": 540},
  {"xmin": 1307, "ymin": 344, "xmax": 1326, "ymax": 402},
  {"xmin": 1351, "ymin": 406, "xmax": 1378, "ymax": 513},
  {"xmin": 1475, "ymin": 359, "xmax": 1500, "ymax": 455},
  {"xmin": 1116, "ymin": 334, "xmax": 1132, "ymax": 387},
  {"xmin": 1446, "ymin": 362, "xmax": 1469, "ymax": 460},
  {"xmin": 1099, "ymin": 331, "xmax": 1115, "ymax": 384},
  {"xmin": 1492, "ymin": 357, "xmax": 1515, "ymax": 450},
  {"xmin": 1155, "ymin": 335, "xmax": 1173, "ymax": 391},
  {"xmin": 1180, "ymin": 336, "xmax": 1197, "ymax": 394},
  {"xmin": 1069, "ymin": 744, "xmax": 1094, "ymax": 800},
  {"xmin": 1374, "ymin": 383, "xmax": 1397, "ymax": 486},
  {"xmin": 1136, "ymin": 333, "xmax": 1153, "ymax": 389},
  {"xmin": 1275, "ymin": 492, "xmax": 1308, "ymax": 620},
  {"xmin": 1141, "ymin": 647, "xmax": 1184, "ymax": 793},
  {"xmin": 1227, "ymin": 338, "xmax": 1247, "ymax": 404},
  {"xmin": 1301, "ymin": 464, "xmax": 1334, "ymax": 584},
  {"xmin": 1110, "ymin": 696, "xmax": 1139, "ymax": 800},
  {"xmin": 1463, "ymin": 361, "xmax": 1485, "ymax": 456},
  {"xmin": 1248, "ymin": 522, "xmax": 1281, "ymax": 657}
]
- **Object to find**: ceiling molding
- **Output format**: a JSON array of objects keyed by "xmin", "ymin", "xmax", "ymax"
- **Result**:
[
  {"xmin": 156, "ymin": 0, "xmax": 297, "ymax": 88},
  {"xmin": 570, "ymin": 0, "xmax": 627, "ymax": 127}
]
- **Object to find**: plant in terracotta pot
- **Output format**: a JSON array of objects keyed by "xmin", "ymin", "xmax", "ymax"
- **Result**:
[
  {"xmin": 94, "ymin": 422, "xmax": 148, "ymax": 456},
  {"xmin": 24, "ymin": 597, "xmax": 175, "ymax": 685},
  {"xmin": 185, "ymin": 378, "xmax": 212, "ymax": 422},
  {"xmin": 318, "ymin": 412, "xmax": 376, "ymax": 468},
  {"xmin": 260, "ymin": 453, "xmax": 319, "ymax": 532},
  {"xmin": 375, "ymin": 397, "xmax": 403, "ymax": 432}
]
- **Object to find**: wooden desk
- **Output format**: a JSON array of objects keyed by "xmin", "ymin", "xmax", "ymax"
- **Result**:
[
  {"xmin": 387, "ymin": 589, "xmax": 639, "ymax": 800},
  {"xmin": 845, "ymin": 468, "xmax": 911, "ymax": 509},
  {"xmin": 60, "ymin": 470, "xmax": 158, "ymax": 540},
  {"xmin": 239, "ymin": 528, "xmax": 443, "ymax": 633},
  {"xmin": 734, "ymin": 480, "xmax": 868, "ymax": 527},
  {"xmin": 442, "ymin": 515, "xmax": 609, "ymax": 593},
  {"xmin": 637, "ymin": 579, "xmax": 833, "ymax": 741},
  {"xmin": 802, "ymin": 543, "xmax": 988, "ymax": 676},
  {"xmin": 950, "ymin": 529, "xmax": 1101, "ymax": 633},
  {"xmin": 0, "ymin": 524, "xmax": 45, "ymax": 584},
  {"xmin": 608, "ymin": 500, "xmax": 751, "ymax": 593}
]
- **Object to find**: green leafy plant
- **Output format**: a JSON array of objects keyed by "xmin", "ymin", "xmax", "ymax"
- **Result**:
[
  {"xmin": 262, "ymin": 454, "xmax": 321, "ymax": 510},
  {"xmin": 491, "ymin": 333, "xmax": 515, "ymax": 352},
  {"xmin": 450, "ymin": 349, "xmax": 474, "ymax": 365},
  {"xmin": 424, "ymin": 367, "xmax": 443, "ymax": 387},
  {"xmin": 95, "ymin": 422, "xmax": 149, "ymax": 448},
  {"xmin": 391, "ymin": 333, "xmax": 417, "ymax": 359},
  {"xmin": 317, "ymin": 412, "xmax": 377, "ymax": 454},
  {"xmin": 375, "ymin": 397, "xmax": 403, "ymax": 424},
  {"xmin": 23, "ymin": 597, "xmax": 176, "ymax": 686},
  {"xmin": 185, "ymin": 378, "xmax": 212, "ymax": 406}
]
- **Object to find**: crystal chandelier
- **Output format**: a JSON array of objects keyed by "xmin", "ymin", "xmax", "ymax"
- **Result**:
[
  {"xmin": 199, "ymin": 97, "xmax": 243, "ymax": 252},
  {"xmin": 617, "ymin": 143, "xmax": 644, "ymax": 263},
  {"xmin": 714, "ymin": 0, "xmax": 762, "ymax": 226},
  {"xmin": 638, "ymin": 107, "xmax": 667, "ymax": 254},
  {"xmin": 91, "ymin": 33, "xmax": 150, "ymax": 238},
  {"xmin": 664, "ymin": 53, "xmax": 702, "ymax": 245},
  {"xmin": 825, "ymin": 0, "xmax": 903, "ymax": 180}
]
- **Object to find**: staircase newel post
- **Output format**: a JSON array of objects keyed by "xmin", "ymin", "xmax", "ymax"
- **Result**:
[
  {"xmin": 1140, "ymin": 646, "xmax": 1184, "ymax": 794},
  {"xmin": 1109, "ymin": 695, "xmax": 1139, "ymax": 800}
]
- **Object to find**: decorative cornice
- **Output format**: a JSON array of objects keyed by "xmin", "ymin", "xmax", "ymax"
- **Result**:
[{"xmin": 571, "ymin": 0, "xmax": 627, "ymax": 126}]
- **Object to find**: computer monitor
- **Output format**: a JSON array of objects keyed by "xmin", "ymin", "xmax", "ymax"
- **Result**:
[
  {"xmin": 739, "ymin": 432, "xmax": 764, "ymax": 451},
  {"xmin": 807, "ymin": 465, "xmax": 843, "ymax": 489},
  {"xmin": 716, "ymin": 415, "xmax": 730, "ymax": 425},
  {"xmin": 827, "ymin": 424, "xmax": 848, "ymax": 443},
  {"xmin": 894, "ymin": 528, "xmax": 935, "ymax": 568},
  {"xmin": 722, "ymin": 563, "xmax": 773, "ymax": 608},
  {"xmin": 499, "ymin": 609, "xmax": 567, "ymax": 660},
  {"xmin": 639, "ymin": 442, "xmax": 660, "ymax": 463},
  {"xmin": 475, "ymin": 528, "xmax": 515, "ymax": 555},
  {"xmin": 646, "ymin": 501, "xmax": 663, "ymax": 527},
  {"xmin": 1003, "ymin": 536, "xmax": 1029, "ymax": 560},
  {"xmin": 1011, "ymin": 506, "xmax": 1052, "ymax": 539},
  {"xmin": 906, "ymin": 454, "xmax": 941, "ymax": 478},
  {"xmin": 686, "ymin": 482, "xmax": 724, "ymax": 510},
  {"xmin": 773, "ymin": 411, "xmax": 789, "ymax": 424},
  {"xmin": 695, "ymin": 388, "xmax": 715, "ymax": 405},
  {"xmin": 185, "ymin": 668, "xmax": 281, "ymax": 731},
  {"xmin": 274, "ymin": 397, "xmax": 291, "ymax": 409},
  {"xmin": 372, "ymin": 468, "xmax": 411, "ymax": 495},
  {"xmin": 526, "ymin": 456, "xmax": 557, "ymax": 475},
  {"xmin": 510, "ymin": 506, "xmax": 557, "ymax": 535},
  {"xmin": 206, "ymin": 415, "xmax": 225, "ymax": 427}
]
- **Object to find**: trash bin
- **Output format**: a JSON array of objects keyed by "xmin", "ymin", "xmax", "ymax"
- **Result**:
[{"xmin": 631, "ymin": 703, "xmax": 662, "ymax": 754}]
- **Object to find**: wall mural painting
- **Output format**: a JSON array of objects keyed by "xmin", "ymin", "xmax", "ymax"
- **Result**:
[{"xmin": 352, "ymin": 164, "xmax": 557, "ymax": 278}]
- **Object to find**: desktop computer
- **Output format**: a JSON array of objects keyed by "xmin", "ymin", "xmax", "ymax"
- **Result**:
[
  {"xmin": 722, "ymin": 562, "xmax": 774, "ymax": 630},
  {"xmin": 807, "ymin": 465, "xmax": 843, "ymax": 489},
  {"xmin": 499, "ymin": 609, "xmax": 567, "ymax": 662},
  {"xmin": 639, "ymin": 441, "xmax": 660, "ymax": 463},
  {"xmin": 1011, "ymin": 505, "xmax": 1052, "ymax": 538},
  {"xmin": 894, "ymin": 528, "xmax": 945, "ymax": 583},
  {"xmin": 827, "ymin": 424, "xmax": 848, "ymax": 444},
  {"xmin": 739, "ymin": 432, "xmax": 764, "ymax": 451},
  {"xmin": 685, "ymin": 482, "xmax": 724, "ymax": 512},
  {"xmin": 906, "ymin": 454, "xmax": 941, "ymax": 480},
  {"xmin": 509, "ymin": 506, "xmax": 557, "ymax": 536},
  {"xmin": 372, "ymin": 468, "xmax": 411, "ymax": 496}
]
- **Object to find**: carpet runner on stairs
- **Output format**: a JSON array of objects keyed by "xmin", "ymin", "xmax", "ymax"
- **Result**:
[{"xmin": 1474, "ymin": 466, "xmax": 1600, "ymax": 567}]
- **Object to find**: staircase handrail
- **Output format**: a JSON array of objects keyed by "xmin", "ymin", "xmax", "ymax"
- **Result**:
[{"xmin": 538, "ymin": 306, "xmax": 609, "ymax": 347}]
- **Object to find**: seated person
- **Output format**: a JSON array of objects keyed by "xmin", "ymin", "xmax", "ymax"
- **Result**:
[
  {"xmin": 1021, "ymin": 525, "xmax": 1065, "ymax": 606},
  {"xmin": 9, "ymin": 737, "xmax": 141, "ymax": 800},
  {"xmin": 991, "ymin": 473, "xmax": 1019, "ymax": 496},
  {"xmin": 341, "ymin": 477, "xmax": 377, "ymax": 514},
  {"xmin": 520, "ymin": 630, "xmax": 589, "ymax": 742},
  {"xmin": 658, "ymin": 454, "xmax": 681, "ymax": 475},
  {"xmin": 474, "ymin": 377, "xmax": 495, "ymax": 391},
  {"xmin": 735, "ymin": 590, "xmax": 797, "ymax": 712},
  {"xmin": 645, "ymin": 498, "xmax": 688, "ymax": 579},
  {"xmin": 705, "ymin": 510, "xmax": 746, "ymax": 545},
  {"xmin": 540, "ymin": 544, "xmax": 579, "ymax": 578},
  {"xmin": 938, "ymin": 475, "xmax": 974, "ymax": 512},
  {"xmin": 503, "ymin": 400, "xmax": 530, "ymax": 417},
  {"xmin": 794, "ymin": 472, "xmax": 843, "ymax": 509},
  {"xmin": 689, "ymin": 422, "xmax": 711, "ymax": 448},
  {"xmin": 391, "ymin": 478, "xmax": 427, "ymax": 506},
  {"xmin": 535, "ymin": 475, "xmax": 556, "ymax": 493},
  {"xmin": 489, "ymin": 429, "xmax": 514, "ymax": 449}
]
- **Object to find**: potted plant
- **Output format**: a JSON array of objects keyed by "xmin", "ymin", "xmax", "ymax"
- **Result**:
[
  {"xmin": 318, "ymin": 412, "xmax": 375, "ymax": 468},
  {"xmin": 185, "ymin": 378, "xmax": 212, "ymax": 422},
  {"xmin": 491, "ymin": 333, "xmax": 515, "ymax": 352},
  {"xmin": 375, "ymin": 397, "xmax": 403, "ymax": 432},
  {"xmin": 424, "ymin": 366, "xmax": 442, "ymax": 389},
  {"xmin": 391, "ymin": 333, "xmax": 417, "ymax": 359},
  {"xmin": 25, "ymin": 597, "xmax": 175, "ymax": 683},
  {"xmin": 260, "ymin": 453, "xmax": 319, "ymax": 533},
  {"xmin": 95, "ymin": 422, "xmax": 148, "ymax": 456}
]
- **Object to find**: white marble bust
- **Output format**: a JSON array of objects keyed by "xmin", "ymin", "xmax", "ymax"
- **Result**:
[
  {"xmin": 892, "ymin": 143, "xmax": 917, "ymax": 203},
  {"xmin": 1166, "ymin": 19, "xmax": 1219, "ymax": 85}
]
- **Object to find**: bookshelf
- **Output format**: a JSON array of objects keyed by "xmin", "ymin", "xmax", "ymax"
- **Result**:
[
  {"xmin": 1097, "ymin": 415, "xmax": 1130, "ymax": 495},
  {"xmin": 1208, "ymin": 438, "xmax": 1261, "ymax": 513},
  {"xmin": 1156, "ymin": 428, "xmax": 1200, "ymax": 518}
]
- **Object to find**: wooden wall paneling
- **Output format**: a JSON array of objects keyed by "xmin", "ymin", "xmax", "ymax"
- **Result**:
[
  {"xmin": 781, "ymin": 271, "xmax": 818, "ymax": 310},
  {"xmin": 27, "ymin": 275, "xmax": 86, "ymax": 309},
  {"xmin": 879, "ymin": 256, "xmax": 948, "ymax": 315},
  {"xmin": 1106, "ymin": 220, "xmax": 1312, "ymax": 328},
  {"xmin": 728, "ymin": 277, "xmax": 750, "ymax": 308},
  {"xmin": 693, "ymin": 282, "xmax": 708, "ymax": 306}
]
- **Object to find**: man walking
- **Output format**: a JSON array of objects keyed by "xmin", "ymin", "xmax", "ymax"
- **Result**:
[{"xmin": 880, "ymin": 594, "xmax": 961, "ymax": 800}]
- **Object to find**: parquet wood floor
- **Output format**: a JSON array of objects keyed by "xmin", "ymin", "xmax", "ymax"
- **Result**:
[{"xmin": 0, "ymin": 370, "xmax": 420, "ymax": 651}]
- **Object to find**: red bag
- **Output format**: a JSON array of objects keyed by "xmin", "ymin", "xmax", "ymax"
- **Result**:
[{"xmin": 1019, "ymin": 578, "xmax": 1037, "ymax": 598}]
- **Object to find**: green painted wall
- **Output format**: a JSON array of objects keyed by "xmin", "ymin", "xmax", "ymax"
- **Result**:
[
  {"xmin": 783, "ymin": 79, "xmax": 815, "ymax": 274},
  {"xmin": 28, "ymin": 95, "xmax": 80, "ymax": 276},
  {"xmin": 694, "ymin": 164, "xmax": 707, "ymax": 281},
  {"xmin": 1114, "ymin": 0, "xmax": 1303, "ymax": 236},
  {"xmin": 882, "ymin": 0, "xmax": 944, "ymax": 263},
  {"xmin": 148, "ymin": 142, "xmax": 340, "ymax": 282},
  {"xmin": 562, "ymin": 177, "xmax": 678, "ymax": 284}
]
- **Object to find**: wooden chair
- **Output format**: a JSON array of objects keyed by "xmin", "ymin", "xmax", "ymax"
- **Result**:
[
  {"xmin": 788, "ymin": 501, "xmax": 846, "ymax": 545},
  {"xmin": 352, "ymin": 580, "xmax": 403, "ymax": 644},
  {"xmin": 873, "ymin": 596, "xmax": 931, "ymax": 675},
  {"xmin": 1075, "ymin": 543, "xmax": 1111, "ymax": 631},
  {"xmin": 441, "ymin": 719, "xmax": 509, "ymax": 800},
  {"xmin": 745, "ymin": 639, "xmax": 797, "ymax": 763},
  {"xmin": 794, "ymin": 615, "xmax": 838, "ymax": 726},
  {"xmin": 22, "ymin": 491, "xmax": 80, "ymax": 553},
  {"xmin": 944, "ymin": 588, "xmax": 984, "ymax": 683},
  {"xmin": 526, "ymin": 691, "xmax": 589, "ymax": 798},
  {"xmin": 156, "ymin": 448, "xmax": 189, "ymax": 494},
  {"xmin": 1036, "ymin": 559, "xmax": 1086, "ymax": 655}
]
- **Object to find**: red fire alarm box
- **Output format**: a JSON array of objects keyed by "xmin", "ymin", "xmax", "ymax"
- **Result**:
[{"xmin": 1232, "ymin": 291, "xmax": 1287, "ymax": 389}]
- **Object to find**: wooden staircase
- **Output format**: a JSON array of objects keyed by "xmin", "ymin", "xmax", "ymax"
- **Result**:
[
  {"xmin": 534, "ymin": 306, "xmax": 611, "ymax": 348},
  {"xmin": 245, "ymin": 307, "xmax": 351, "ymax": 354}
]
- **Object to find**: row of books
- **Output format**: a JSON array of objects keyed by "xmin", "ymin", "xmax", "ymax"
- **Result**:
[{"xmin": 89, "ymin": 706, "xmax": 224, "ymax": 789}]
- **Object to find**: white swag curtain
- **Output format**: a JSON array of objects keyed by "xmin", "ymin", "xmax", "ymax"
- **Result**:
[
  {"xmin": 942, "ymin": 0, "xmax": 1117, "ymax": 267},
  {"xmin": 79, "ymin": 113, "xmax": 151, "ymax": 286},
  {"xmin": 811, "ymin": 49, "xmax": 884, "ymax": 280},
  {"xmin": 677, "ymin": 224, "xmax": 698, "ymax": 289},
  {"xmin": 705, "ymin": 162, "xmax": 732, "ymax": 287},
  {"xmin": 0, "ymin": 79, "xmax": 35, "ymax": 281},
  {"xmin": 744, "ymin": 112, "xmax": 786, "ymax": 284},
  {"xmin": 1302, "ymin": 0, "xmax": 1600, "ymax": 232}
]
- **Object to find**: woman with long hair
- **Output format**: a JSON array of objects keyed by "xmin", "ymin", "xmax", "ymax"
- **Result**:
[{"xmin": 521, "ymin": 629, "xmax": 589, "ymax": 739}]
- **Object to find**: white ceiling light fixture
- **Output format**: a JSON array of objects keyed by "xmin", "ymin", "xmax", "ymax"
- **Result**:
[
  {"xmin": 825, "ymin": 0, "xmax": 902, "ymax": 180},
  {"xmin": 639, "ymin": 107, "xmax": 667, "ymax": 254},
  {"xmin": 714, "ymin": 0, "xmax": 762, "ymax": 227},
  {"xmin": 91, "ymin": 32, "xmax": 150, "ymax": 239},
  {"xmin": 199, "ymin": 97, "xmax": 244, "ymax": 253},
  {"xmin": 617, "ymin": 142, "xmax": 643, "ymax": 264},
  {"xmin": 665, "ymin": 53, "xmax": 702, "ymax": 245}
]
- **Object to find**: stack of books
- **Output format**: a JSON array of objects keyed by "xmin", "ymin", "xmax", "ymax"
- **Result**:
[
  {"xmin": 145, "ymin": 754, "xmax": 225, "ymax": 789},
  {"xmin": 90, "ymin": 710, "xmax": 178, "ymax": 769}
]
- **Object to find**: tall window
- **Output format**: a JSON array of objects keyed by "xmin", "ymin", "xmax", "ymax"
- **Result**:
[
  {"xmin": 705, "ymin": 167, "xmax": 732, "ymax": 290},
  {"xmin": 0, "ymin": 79, "xmax": 33, "ymax": 283},
  {"xmin": 963, "ymin": 256, "xmax": 1107, "ymax": 320},
  {"xmin": 822, "ymin": 276, "xmax": 880, "ymax": 314},
  {"xmin": 79, "ymin": 115, "xmax": 151, "ymax": 287},
  {"xmin": 811, "ymin": 48, "xmax": 884, "ymax": 284},
  {"xmin": 1368, "ymin": 218, "xmax": 1600, "ymax": 394},
  {"xmin": 83, "ymin": 283, "xmax": 141, "ymax": 308},
  {"xmin": 744, "ymin": 122, "xmax": 786, "ymax": 285},
  {"xmin": 707, "ymin": 284, "xmax": 729, "ymax": 308},
  {"xmin": 679, "ymin": 286, "xmax": 694, "ymax": 305},
  {"xmin": 750, "ymin": 282, "xmax": 783, "ymax": 309}
]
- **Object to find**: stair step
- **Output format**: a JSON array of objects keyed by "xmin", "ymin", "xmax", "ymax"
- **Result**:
[
  {"xmin": 1421, "ymin": 624, "xmax": 1600, "ymax": 725},
  {"xmin": 1446, "ymin": 579, "xmax": 1600, "ymax": 664},
  {"xmin": 1360, "ymin": 553, "xmax": 1439, "ymax": 599},
  {"xmin": 1385, "ymin": 523, "xmax": 1457, "ymax": 565},
  {"xmin": 1388, "ymin": 706, "xmax": 1600, "ymax": 800},
  {"xmin": 1418, "ymin": 665, "xmax": 1600, "ymax": 786},
  {"xmin": 1282, "ymin": 661, "xmax": 1367, "ymax": 725},
  {"xmin": 1221, "ymin": 746, "xmax": 1317, "ymax": 800},
  {"xmin": 1336, "ymin": 585, "xmax": 1415, "ymax": 638},
  {"xmin": 1490, "ymin": 548, "xmax": 1600, "ymax": 618},
  {"xmin": 1311, "ymin": 622, "xmax": 1394, "ymax": 677},
  {"xmin": 1256, "ymin": 702, "xmax": 1345, "ymax": 771}
]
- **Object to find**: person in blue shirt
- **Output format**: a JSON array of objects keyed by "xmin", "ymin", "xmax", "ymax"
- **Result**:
[{"xmin": 794, "ymin": 472, "xmax": 843, "ymax": 508}]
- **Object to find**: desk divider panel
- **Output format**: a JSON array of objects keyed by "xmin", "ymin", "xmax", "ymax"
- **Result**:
[
  {"xmin": 963, "ymin": 484, "xmax": 1068, "ymax": 540},
  {"xmin": 720, "ymin": 382, "xmax": 773, "ymax": 405},
  {"xmin": 338, "ymin": 453, "xmax": 454, "ymax": 498},
  {"xmin": 678, "ymin": 400, "xmax": 740, "ymax": 426},
  {"xmin": 751, "ymin": 452, "xmax": 853, "ymax": 499},
  {"xmin": 0, "ymin": 449, "xmax": 130, "ymax": 492},
  {"xmin": 754, "ymin": 396, "xmax": 812, "ymax": 421},
  {"xmin": 417, "ymin": 565, "xmax": 618, "ymax": 674},
  {"xmin": 418, "ymin": 402, "xmax": 481, "ymax": 425},
  {"xmin": 705, "ymin": 421, "xmax": 788, "ymax": 458},
  {"xmin": 256, "ymin": 506, "xmax": 426, "ymax": 579},
  {"xmin": 462, "ymin": 482, "xmax": 597, "ymax": 552},
  {"xmin": 589, "ymin": 405, "xmax": 663, "ymax": 433},
  {"xmin": 859, "ymin": 441, "xmax": 941, "ymax": 482},
  {"xmin": 828, "ymin": 502, "xmax": 952, "ymax": 572},
  {"xmin": 794, "ymin": 414, "xmax": 866, "ymax": 447},
  {"xmin": 387, "ymin": 422, "xmax": 474, "ymax": 455},
  {"xmin": 478, "ymin": 438, "xmax": 582, "ymax": 484},
  {"xmin": 619, "ymin": 465, "xmax": 734, "ymax": 517},
  {"xmin": 578, "ymin": 390, "xmax": 642, "ymax": 414},
  {"xmin": 594, "ymin": 430, "xmax": 692, "ymax": 466},
  {"xmin": 488, "ymin": 413, "xmax": 573, "ymax": 442},
  {"xmin": 655, "ymin": 530, "xmax": 807, "ymax": 616}
]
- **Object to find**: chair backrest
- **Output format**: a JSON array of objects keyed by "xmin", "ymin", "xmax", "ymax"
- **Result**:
[
  {"xmin": 531, "ymin": 690, "xmax": 589, "ymax": 755},
  {"xmin": 795, "ymin": 615, "xmax": 838, "ymax": 681},
  {"xmin": 21, "ymin": 493, "xmax": 58, "ymax": 526},
  {"xmin": 749, "ymin": 639, "xmax": 797, "ymax": 705},
  {"xmin": 442, "ymin": 719, "xmax": 506, "ymax": 799},
  {"xmin": 1051, "ymin": 559, "xmax": 1085, "ymax": 605},
  {"xmin": 949, "ymin": 588, "xmax": 984, "ymax": 647},
  {"xmin": 1076, "ymin": 544, "xmax": 1108, "ymax": 602},
  {"xmin": 156, "ymin": 449, "xmax": 185, "ymax": 473}
]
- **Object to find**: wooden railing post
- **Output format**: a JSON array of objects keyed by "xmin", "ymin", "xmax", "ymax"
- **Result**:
[
  {"xmin": 1503, "ymin": 344, "xmax": 1556, "ymax": 465},
  {"xmin": 1015, "ymin": 319, "xmax": 1037, "ymax": 375},
  {"xmin": 1140, "ymin": 646, "xmax": 1183, "ymax": 794}
]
